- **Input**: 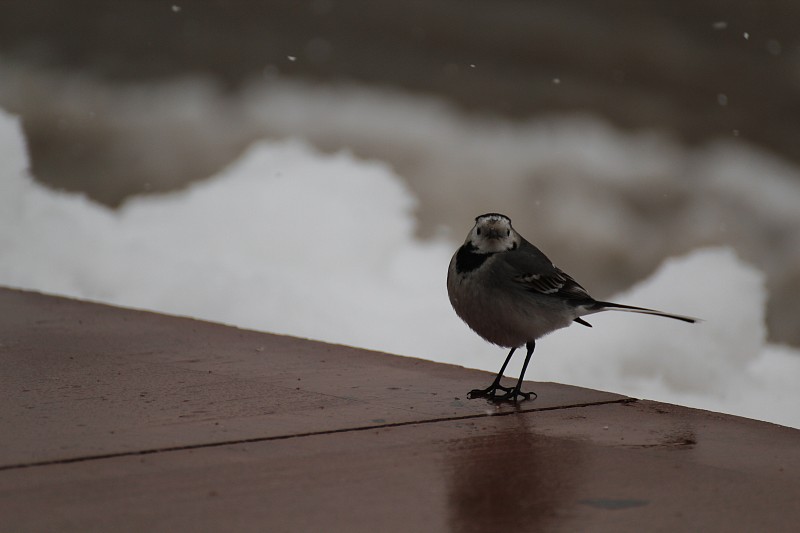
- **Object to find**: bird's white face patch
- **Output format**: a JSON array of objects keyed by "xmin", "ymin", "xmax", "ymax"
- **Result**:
[{"xmin": 467, "ymin": 213, "xmax": 521, "ymax": 254}]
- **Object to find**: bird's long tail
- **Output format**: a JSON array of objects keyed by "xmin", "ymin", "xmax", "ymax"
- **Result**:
[{"xmin": 589, "ymin": 301, "xmax": 699, "ymax": 324}]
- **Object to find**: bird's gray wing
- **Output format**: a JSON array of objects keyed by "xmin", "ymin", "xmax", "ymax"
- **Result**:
[
  {"xmin": 499, "ymin": 242, "xmax": 593, "ymax": 301},
  {"xmin": 515, "ymin": 267, "xmax": 592, "ymax": 300}
]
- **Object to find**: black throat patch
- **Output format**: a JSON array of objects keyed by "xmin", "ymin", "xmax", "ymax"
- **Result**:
[{"xmin": 455, "ymin": 244, "xmax": 492, "ymax": 274}]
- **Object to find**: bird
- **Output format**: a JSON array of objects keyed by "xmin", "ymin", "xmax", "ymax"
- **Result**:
[{"xmin": 447, "ymin": 213, "xmax": 698, "ymax": 403}]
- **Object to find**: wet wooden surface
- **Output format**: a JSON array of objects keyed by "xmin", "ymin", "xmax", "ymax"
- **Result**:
[{"xmin": 2, "ymin": 287, "xmax": 799, "ymax": 532}]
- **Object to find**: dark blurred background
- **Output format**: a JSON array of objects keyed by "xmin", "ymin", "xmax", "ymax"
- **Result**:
[
  {"xmin": 2, "ymin": 0, "xmax": 799, "ymax": 200},
  {"xmin": 1, "ymin": 0, "xmax": 799, "ymax": 344}
]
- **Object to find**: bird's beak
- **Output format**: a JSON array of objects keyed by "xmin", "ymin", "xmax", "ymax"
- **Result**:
[{"xmin": 484, "ymin": 226, "xmax": 505, "ymax": 240}]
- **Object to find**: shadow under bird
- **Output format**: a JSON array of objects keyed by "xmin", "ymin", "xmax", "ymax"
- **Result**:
[{"xmin": 447, "ymin": 213, "xmax": 698, "ymax": 403}]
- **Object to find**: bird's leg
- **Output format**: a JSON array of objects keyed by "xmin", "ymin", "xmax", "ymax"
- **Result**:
[
  {"xmin": 467, "ymin": 347, "xmax": 517, "ymax": 399},
  {"xmin": 492, "ymin": 341, "xmax": 537, "ymax": 403}
]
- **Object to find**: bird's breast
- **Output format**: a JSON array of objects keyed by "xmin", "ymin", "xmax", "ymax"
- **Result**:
[{"xmin": 447, "ymin": 256, "xmax": 576, "ymax": 347}]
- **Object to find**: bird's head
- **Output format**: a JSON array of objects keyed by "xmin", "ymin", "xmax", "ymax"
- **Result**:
[{"xmin": 465, "ymin": 213, "xmax": 521, "ymax": 253}]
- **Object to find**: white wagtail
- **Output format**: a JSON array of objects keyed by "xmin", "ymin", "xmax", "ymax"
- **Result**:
[{"xmin": 447, "ymin": 213, "xmax": 698, "ymax": 403}]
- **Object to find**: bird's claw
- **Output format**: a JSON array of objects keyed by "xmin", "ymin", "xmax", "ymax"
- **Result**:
[
  {"xmin": 490, "ymin": 389, "xmax": 536, "ymax": 403},
  {"xmin": 466, "ymin": 384, "xmax": 511, "ymax": 399},
  {"xmin": 467, "ymin": 384, "xmax": 536, "ymax": 403}
]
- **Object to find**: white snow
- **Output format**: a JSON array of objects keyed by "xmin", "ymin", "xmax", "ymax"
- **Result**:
[{"xmin": 2, "ymin": 104, "xmax": 800, "ymax": 429}]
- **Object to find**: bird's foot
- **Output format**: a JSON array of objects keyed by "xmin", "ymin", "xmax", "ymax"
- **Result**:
[
  {"xmin": 467, "ymin": 384, "xmax": 536, "ymax": 403},
  {"xmin": 466, "ymin": 383, "xmax": 512, "ymax": 399},
  {"xmin": 489, "ymin": 389, "xmax": 537, "ymax": 404},
  {"xmin": 467, "ymin": 383, "xmax": 536, "ymax": 403}
]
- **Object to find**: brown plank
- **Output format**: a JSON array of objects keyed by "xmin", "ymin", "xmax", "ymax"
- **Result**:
[
  {"xmin": 0, "ymin": 288, "xmax": 625, "ymax": 467},
  {"xmin": 0, "ymin": 400, "xmax": 798, "ymax": 532}
]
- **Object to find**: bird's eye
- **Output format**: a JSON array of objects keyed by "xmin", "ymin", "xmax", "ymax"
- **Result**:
[{"xmin": 476, "ymin": 228, "xmax": 481, "ymax": 236}]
